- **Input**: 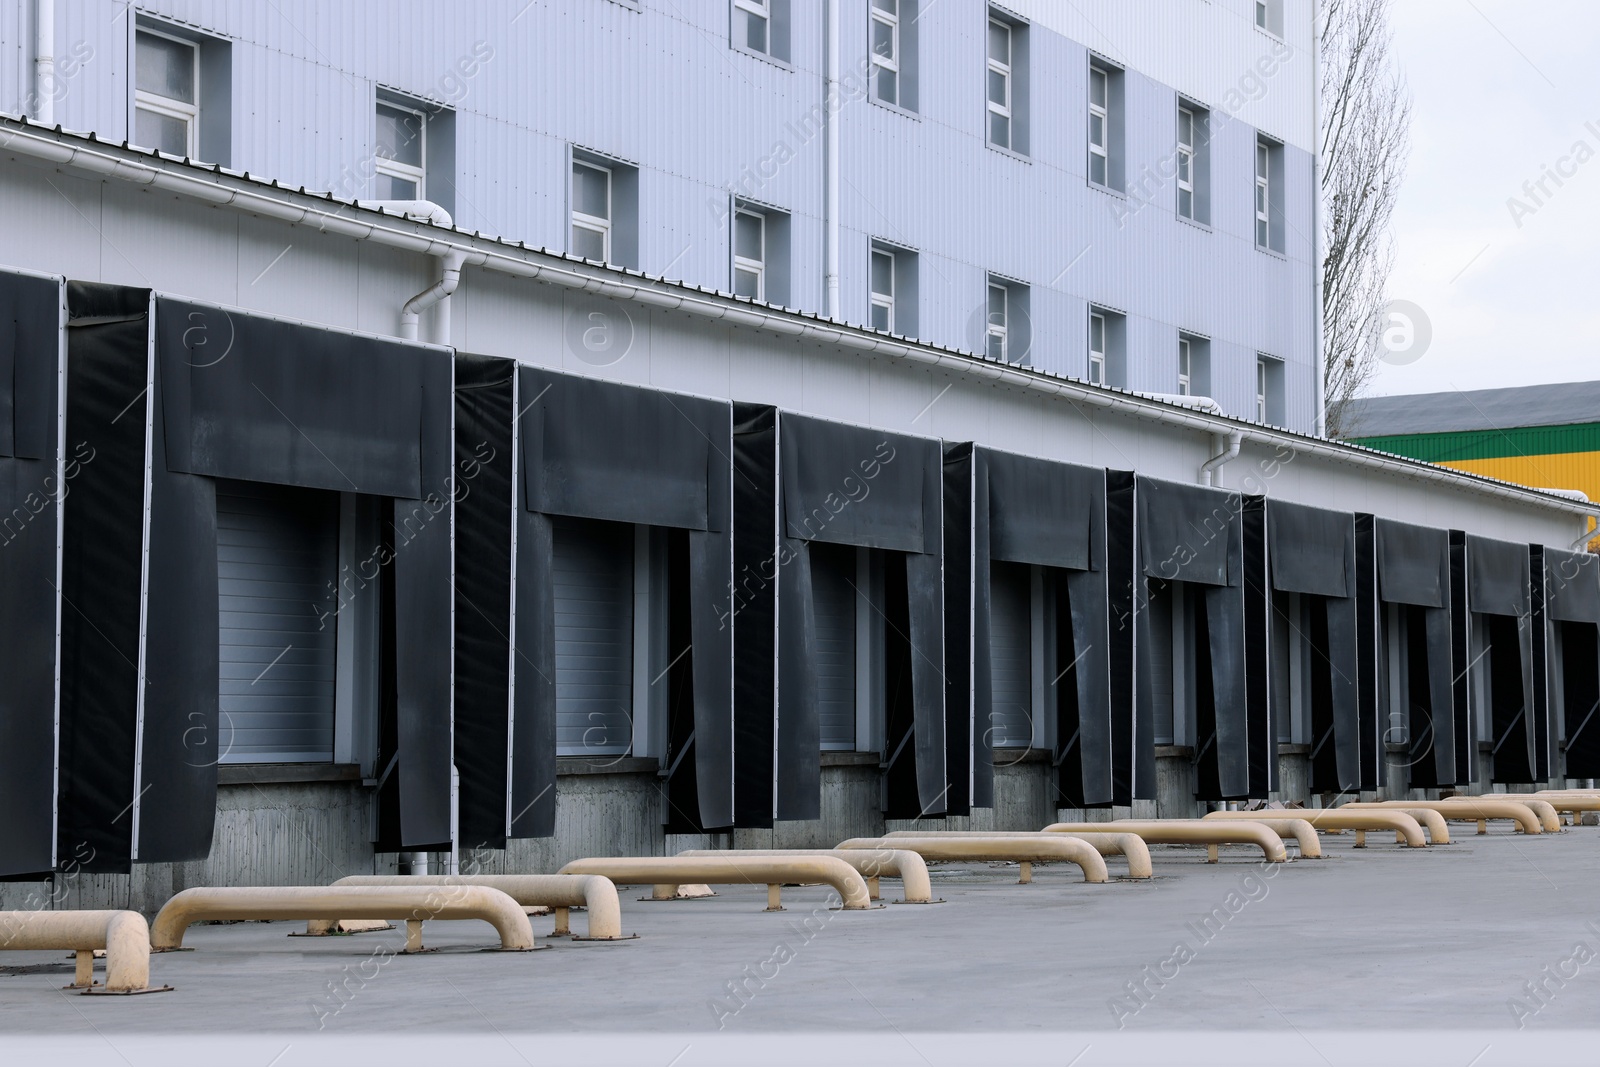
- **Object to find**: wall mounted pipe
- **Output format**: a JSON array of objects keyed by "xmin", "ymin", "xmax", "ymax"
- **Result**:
[
  {"xmin": 557, "ymin": 856, "xmax": 873, "ymax": 911},
  {"xmin": 33, "ymin": 0, "xmax": 54, "ymax": 127},
  {"xmin": 880, "ymin": 830, "xmax": 1154, "ymax": 878},
  {"xmin": 678, "ymin": 849, "xmax": 936, "ymax": 904},
  {"xmin": 838, "ymin": 835, "xmax": 1110, "ymax": 884},
  {"xmin": 400, "ymin": 247, "xmax": 483, "ymax": 343},
  {"xmin": 0, "ymin": 119, "xmax": 1592, "ymax": 532},
  {"xmin": 1200, "ymin": 429, "xmax": 1243, "ymax": 486},
  {"xmin": 314, "ymin": 874, "xmax": 627, "ymax": 940},
  {"xmin": 1192, "ymin": 814, "xmax": 1325, "ymax": 856},
  {"xmin": 1347, "ymin": 799, "xmax": 1543, "ymax": 835},
  {"xmin": 150, "ymin": 885, "xmax": 535, "ymax": 952},
  {"xmin": 0, "ymin": 910, "xmax": 158, "ymax": 992},
  {"xmin": 1043, "ymin": 820, "xmax": 1289, "ymax": 863},
  {"xmin": 1203, "ymin": 808, "xmax": 1426, "ymax": 849}
]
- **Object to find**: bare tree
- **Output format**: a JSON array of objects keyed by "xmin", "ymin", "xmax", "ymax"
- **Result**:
[{"xmin": 1320, "ymin": 0, "xmax": 1411, "ymax": 438}]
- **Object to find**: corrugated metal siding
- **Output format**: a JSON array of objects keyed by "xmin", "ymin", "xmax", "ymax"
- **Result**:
[
  {"xmin": 41, "ymin": 0, "xmax": 1314, "ymax": 431},
  {"xmin": 989, "ymin": 560, "xmax": 1033, "ymax": 748},
  {"xmin": 552, "ymin": 516, "xmax": 634, "ymax": 757},
  {"xmin": 216, "ymin": 481, "xmax": 339, "ymax": 764},
  {"xmin": 1353, "ymin": 424, "xmax": 1600, "ymax": 464},
  {"xmin": 811, "ymin": 542, "xmax": 858, "ymax": 750}
]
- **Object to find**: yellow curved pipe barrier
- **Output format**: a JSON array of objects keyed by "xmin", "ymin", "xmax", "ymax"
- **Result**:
[
  {"xmin": 1043, "ymin": 820, "xmax": 1289, "ymax": 863},
  {"xmin": 0, "ymin": 910, "xmax": 163, "ymax": 993},
  {"xmin": 1358, "ymin": 806, "xmax": 1451, "ymax": 844},
  {"xmin": 151, "ymin": 885, "xmax": 535, "ymax": 952},
  {"xmin": 556, "ymin": 855, "xmax": 874, "ymax": 911},
  {"xmin": 314, "ymin": 874, "xmax": 628, "ymax": 940},
  {"xmin": 678, "ymin": 849, "xmax": 937, "ymax": 903},
  {"xmin": 1203, "ymin": 808, "xmax": 1425, "ymax": 849},
  {"xmin": 1349, "ymin": 799, "xmax": 1543, "ymax": 835},
  {"xmin": 1467, "ymin": 797, "xmax": 1559, "ymax": 833},
  {"xmin": 1528, "ymin": 792, "xmax": 1600, "ymax": 824},
  {"xmin": 880, "ymin": 830, "xmax": 1155, "ymax": 878},
  {"xmin": 838, "ymin": 835, "xmax": 1109, "ymax": 884},
  {"xmin": 1192, "ymin": 814, "xmax": 1325, "ymax": 856}
]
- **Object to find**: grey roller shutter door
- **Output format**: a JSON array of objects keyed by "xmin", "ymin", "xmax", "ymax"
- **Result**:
[
  {"xmin": 216, "ymin": 481, "xmax": 339, "ymax": 763},
  {"xmin": 553, "ymin": 517, "xmax": 634, "ymax": 756},
  {"xmin": 989, "ymin": 561, "xmax": 1033, "ymax": 748},
  {"xmin": 811, "ymin": 543, "xmax": 857, "ymax": 750}
]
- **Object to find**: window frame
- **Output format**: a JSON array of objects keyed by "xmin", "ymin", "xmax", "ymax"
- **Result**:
[
  {"xmin": 373, "ymin": 100, "xmax": 427, "ymax": 201},
  {"xmin": 1088, "ymin": 310, "xmax": 1107, "ymax": 386},
  {"xmin": 1177, "ymin": 336, "xmax": 1192, "ymax": 396},
  {"xmin": 133, "ymin": 27, "xmax": 200, "ymax": 158},
  {"xmin": 986, "ymin": 16, "xmax": 1013, "ymax": 150},
  {"xmin": 1256, "ymin": 356, "xmax": 1269, "ymax": 422},
  {"xmin": 1176, "ymin": 104, "xmax": 1196, "ymax": 220},
  {"xmin": 1255, "ymin": 141, "xmax": 1272, "ymax": 250},
  {"xmin": 1088, "ymin": 65, "xmax": 1110, "ymax": 188},
  {"xmin": 734, "ymin": 0, "xmax": 772, "ymax": 56},
  {"xmin": 732, "ymin": 206, "xmax": 766, "ymax": 300},
  {"xmin": 870, "ymin": 248, "xmax": 896, "ymax": 333},
  {"xmin": 570, "ymin": 159, "xmax": 614, "ymax": 264},
  {"xmin": 871, "ymin": 0, "xmax": 901, "ymax": 106},
  {"xmin": 986, "ymin": 281, "xmax": 1008, "ymax": 362}
]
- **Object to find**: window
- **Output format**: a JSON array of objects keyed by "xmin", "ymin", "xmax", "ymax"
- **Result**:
[
  {"xmin": 987, "ymin": 18, "xmax": 1013, "ymax": 149},
  {"xmin": 1176, "ymin": 106, "xmax": 1195, "ymax": 220},
  {"xmin": 733, "ymin": 208, "xmax": 765, "ymax": 299},
  {"xmin": 1177, "ymin": 333, "xmax": 1211, "ymax": 396},
  {"xmin": 1088, "ymin": 311, "xmax": 1106, "ymax": 386},
  {"xmin": 872, "ymin": 0, "xmax": 900, "ymax": 106},
  {"xmin": 987, "ymin": 283, "xmax": 1008, "ymax": 362},
  {"xmin": 134, "ymin": 29, "xmax": 199, "ymax": 157},
  {"xmin": 732, "ymin": 0, "xmax": 790, "ymax": 62},
  {"xmin": 1088, "ymin": 67, "xmax": 1108, "ymax": 187},
  {"xmin": 1256, "ymin": 354, "xmax": 1285, "ymax": 424},
  {"xmin": 571, "ymin": 160, "xmax": 612, "ymax": 263},
  {"xmin": 374, "ymin": 102, "xmax": 426, "ymax": 199},
  {"xmin": 1088, "ymin": 306, "xmax": 1125, "ymax": 387},
  {"xmin": 1255, "ymin": 0, "xmax": 1284, "ymax": 37},
  {"xmin": 1255, "ymin": 142, "xmax": 1271, "ymax": 249},
  {"xmin": 1255, "ymin": 136, "xmax": 1285, "ymax": 252},
  {"xmin": 871, "ymin": 249, "xmax": 896, "ymax": 332}
]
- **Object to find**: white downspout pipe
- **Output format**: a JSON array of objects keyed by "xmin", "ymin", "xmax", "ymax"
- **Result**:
[
  {"xmin": 1200, "ymin": 430, "xmax": 1243, "ymax": 487},
  {"xmin": 33, "ymin": 0, "xmax": 55, "ymax": 127},
  {"xmin": 823, "ymin": 0, "xmax": 841, "ymax": 319},
  {"xmin": 400, "ymin": 248, "xmax": 474, "ymax": 343}
]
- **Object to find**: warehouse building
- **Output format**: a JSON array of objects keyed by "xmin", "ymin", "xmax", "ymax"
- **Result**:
[{"xmin": 0, "ymin": 1, "xmax": 1595, "ymax": 912}]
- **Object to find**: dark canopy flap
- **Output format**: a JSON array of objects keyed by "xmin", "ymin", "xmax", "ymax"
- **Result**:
[
  {"xmin": 1375, "ymin": 518, "xmax": 1449, "ymax": 607},
  {"xmin": 155, "ymin": 298, "xmax": 428, "ymax": 499},
  {"xmin": 1137, "ymin": 477, "xmax": 1239, "ymax": 587},
  {"xmin": 1466, "ymin": 534, "xmax": 1531, "ymax": 617},
  {"xmin": 1544, "ymin": 547, "xmax": 1600, "ymax": 624},
  {"xmin": 1268, "ymin": 499, "xmax": 1354, "ymax": 598},
  {"xmin": 780, "ymin": 412, "xmax": 932, "ymax": 552},
  {"xmin": 0, "ymin": 270, "xmax": 62, "ymax": 877},
  {"xmin": 982, "ymin": 447, "xmax": 1099, "ymax": 571},
  {"xmin": 521, "ymin": 367, "xmax": 727, "ymax": 532}
]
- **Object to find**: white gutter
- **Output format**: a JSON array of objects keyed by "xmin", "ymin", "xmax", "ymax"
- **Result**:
[
  {"xmin": 823, "ymin": 0, "xmax": 841, "ymax": 319},
  {"xmin": 1, "ymin": 117, "xmax": 1592, "ymax": 524},
  {"xmin": 1135, "ymin": 392, "xmax": 1226, "ymax": 417},
  {"xmin": 33, "ymin": 0, "xmax": 54, "ymax": 127},
  {"xmin": 356, "ymin": 199, "xmax": 454, "ymax": 229},
  {"xmin": 400, "ymin": 247, "xmax": 480, "ymax": 344}
]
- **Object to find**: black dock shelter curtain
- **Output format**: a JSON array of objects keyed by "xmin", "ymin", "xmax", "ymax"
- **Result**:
[
  {"xmin": 512, "ymin": 367, "xmax": 734, "ymax": 837},
  {"xmin": 1368, "ymin": 517, "xmax": 1460, "ymax": 788},
  {"xmin": 942, "ymin": 445, "xmax": 1121, "ymax": 813},
  {"xmin": 1133, "ymin": 476, "xmax": 1265, "ymax": 801},
  {"xmin": 732, "ymin": 407, "xmax": 943, "ymax": 825},
  {"xmin": 58, "ymin": 287, "xmax": 456, "ymax": 871},
  {"xmin": 0, "ymin": 270, "xmax": 64, "ymax": 878},
  {"xmin": 1266, "ymin": 500, "xmax": 1361, "ymax": 794},
  {"xmin": 452, "ymin": 354, "xmax": 516, "ymax": 848},
  {"xmin": 1540, "ymin": 546, "xmax": 1600, "ymax": 778},
  {"xmin": 1466, "ymin": 534, "xmax": 1537, "ymax": 783}
]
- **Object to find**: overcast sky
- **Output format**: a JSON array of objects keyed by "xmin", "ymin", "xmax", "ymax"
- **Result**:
[{"xmin": 1366, "ymin": 0, "xmax": 1600, "ymax": 397}]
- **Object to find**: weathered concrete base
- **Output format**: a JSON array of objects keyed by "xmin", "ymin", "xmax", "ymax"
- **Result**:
[
  {"xmin": 1153, "ymin": 750, "xmax": 1201, "ymax": 820},
  {"xmin": 1274, "ymin": 748, "xmax": 1310, "ymax": 805}
]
